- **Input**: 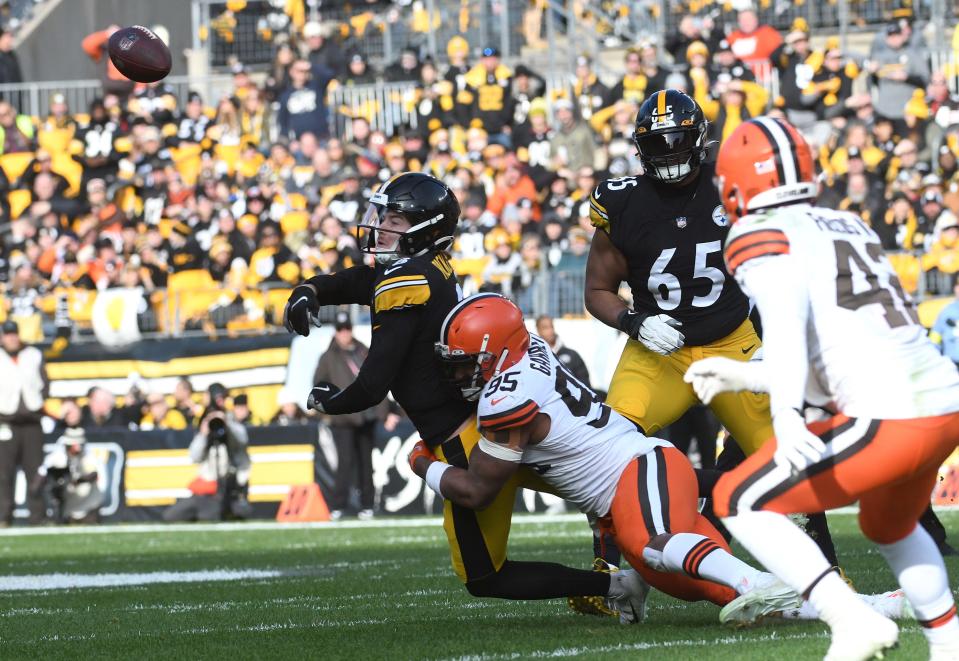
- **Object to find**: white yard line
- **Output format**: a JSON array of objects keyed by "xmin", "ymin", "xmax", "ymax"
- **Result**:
[
  {"xmin": 0, "ymin": 569, "xmax": 283, "ymax": 591},
  {"xmin": 0, "ymin": 505, "xmax": 917, "ymax": 538},
  {"xmin": 441, "ymin": 631, "xmax": 831, "ymax": 660}
]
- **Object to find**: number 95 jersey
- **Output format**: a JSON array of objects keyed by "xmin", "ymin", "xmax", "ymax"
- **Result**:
[
  {"xmin": 477, "ymin": 333, "xmax": 669, "ymax": 517},
  {"xmin": 589, "ymin": 163, "xmax": 749, "ymax": 346}
]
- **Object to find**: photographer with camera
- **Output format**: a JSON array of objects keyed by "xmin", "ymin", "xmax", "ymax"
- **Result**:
[
  {"xmin": 163, "ymin": 383, "xmax": 252, "ymax": 522},
  {"xmin": 34, "ymin": 428, "xmax": 103, "ymax": 524}
]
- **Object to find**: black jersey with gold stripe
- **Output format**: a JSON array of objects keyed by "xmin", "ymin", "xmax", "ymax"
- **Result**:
[
  {"xmin": 371, "ymin": 252, "xmax": 474, "ymax": 443},
  {"xmin": 588, "ymin": 163, "xmax": 749, "ymax": 346}
]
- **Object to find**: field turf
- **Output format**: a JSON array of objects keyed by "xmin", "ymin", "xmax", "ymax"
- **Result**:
[{"xmin": 1, "ymin": 511, "xmax": 957, "ymax": 659}]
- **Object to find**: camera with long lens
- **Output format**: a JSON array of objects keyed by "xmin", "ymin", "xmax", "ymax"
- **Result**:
[{"xmin": 207, "ymin": 416, "xmax": 228, "ymax": 445}]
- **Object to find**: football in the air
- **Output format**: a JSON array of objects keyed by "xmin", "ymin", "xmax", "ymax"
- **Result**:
[{"xmin": 108, "ymin": 25, "xmax": 171, "ymax": 83}]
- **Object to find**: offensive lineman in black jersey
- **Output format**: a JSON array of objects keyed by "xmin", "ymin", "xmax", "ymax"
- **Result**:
[
  {"xmin": 283, "ymin": 172, "xmax": 647, "ymax": 616},
  {"xmin": 585, "ymin": 90, "xmax": 841, "ymax": 567}
]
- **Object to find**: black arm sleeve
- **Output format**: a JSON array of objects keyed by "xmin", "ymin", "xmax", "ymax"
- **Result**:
[
  {"xmin": 321, "ymin": 307, "xmax": 420, "ymax": 415},
  {"xmin": 306, "ymin": 265, "xmax": 376, "ymax": 306}
]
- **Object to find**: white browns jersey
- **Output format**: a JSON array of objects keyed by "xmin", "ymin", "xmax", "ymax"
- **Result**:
[
  {"xmin": 476, "ymin": 333, "xmax": 669, "ymax": 516},
  {"xmin": 726, "ymin": 203, "xmax": 959, "ymax": 419}
]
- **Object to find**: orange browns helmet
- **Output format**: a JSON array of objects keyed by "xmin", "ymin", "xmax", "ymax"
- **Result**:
[
  {"xmin": 715, "ymin": 116, "xmax": 817, "ymax": 224},
  {"xmin": 435, "ymin": 294, "xmax": 530, "ymax": 401}
]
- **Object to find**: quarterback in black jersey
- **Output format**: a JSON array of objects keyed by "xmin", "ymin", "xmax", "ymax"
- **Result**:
[
  {"xmin": 284, "ymin": 172, "xmax": 638, "ymax": 611},
  {"xmin": 585, "ymin": 89, "xmax": 771, "ymax": 453}
]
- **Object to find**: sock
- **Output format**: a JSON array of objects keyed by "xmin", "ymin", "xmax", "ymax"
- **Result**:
[
  {"xmin": 877, "ymin": 525, "xmax": 959, "ymax": 645},
  {"xmin": 642, "ymin": 532, "xmax": 761, "ymax": 593},
  {"xmin": 465, "ymin": 560, "xmax": 610, "ymax": 599},
  {"xmin": 593, "ymin": 530, "xmax": 622, "ymax": 567},
  {"xmin": 724, "ymin": 511, "xmax": 841, "ymax": 595}
]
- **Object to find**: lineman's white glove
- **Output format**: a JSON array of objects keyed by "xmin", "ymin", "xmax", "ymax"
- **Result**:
[
  {"xmin": 618, "ymin": 309, "xmax": 685, "ymax": 355},
  {"xmin": 771, "ymin": 407, "xmax": 826, "ymax": 473},
  {"xmin": 684, "ymin": 357, "xmax": 768, "ymax": 404}
]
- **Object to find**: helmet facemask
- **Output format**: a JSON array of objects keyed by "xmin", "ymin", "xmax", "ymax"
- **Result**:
[
  {"xmin": 357, "ymin": 194, "xmax": 411, "ymax": 265},
  {"xmin": 634, "ymin": 125, "xmax": 706, "ymax": 183},
  {"xmin": 435, "ymin": 340, "xmax": 501, "ymax": 401},
  {"xmin": 357, "ymin": 191, "xmax": 453, "ymax": 265}
]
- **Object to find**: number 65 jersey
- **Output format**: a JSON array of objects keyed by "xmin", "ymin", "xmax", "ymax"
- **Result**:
[
  {"xmin": 725, "ymin": 203, "xmax": 959, "ymax": 419},
  {"xmin": 589, "ymin": 163, "xmax": 750, "ymax": 345},
  {"xmin": 476, "ymin": 333, "xmax": 669, "ymax": 517}
]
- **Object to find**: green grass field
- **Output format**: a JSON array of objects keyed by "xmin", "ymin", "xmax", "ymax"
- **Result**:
[{"xmin": 1, "ymin": 511, "xmax": 956, "ymax": 660}]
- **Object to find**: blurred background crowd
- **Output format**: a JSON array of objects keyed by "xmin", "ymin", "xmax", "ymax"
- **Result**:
[{"xmin": 0, "ymin": 0, "xmax": 958, "ymax": 522}]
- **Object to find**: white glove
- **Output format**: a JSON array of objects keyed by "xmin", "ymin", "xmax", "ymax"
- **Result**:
[
  {"xmin": 618, "ymin": 310, "xmax": 684, "ymax": 355},
  {"xmin": 772, "ymin": 408, "xmax": 827, "ymax": 473},
  {"xmin": 684, "ymin": 357, "xmax": 768, "ymax": 404}
]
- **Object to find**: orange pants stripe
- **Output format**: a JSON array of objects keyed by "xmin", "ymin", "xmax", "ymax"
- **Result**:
[
  {"xmin": 604, "ymin": 447, "xmax": 737, "ymax": 606},
  {"xmin": 714, "ymin": 412, "xmax": 959, "ymax": 545}
]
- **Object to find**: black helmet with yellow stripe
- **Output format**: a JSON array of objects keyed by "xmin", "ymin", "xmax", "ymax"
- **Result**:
[
  {"xmin": 358, "ymin": 171, "xmax": 461, "ymax": 264},
  {"xmin": 633, "ymin": 89, "xmax": 708, "ymax": 184}
]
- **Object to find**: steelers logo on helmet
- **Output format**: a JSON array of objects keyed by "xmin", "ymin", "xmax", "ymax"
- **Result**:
[
  {"xmin": 357, "ymin": 172, "xmax": 461, "ymax": 264},
  {"xmin": 633, "ymin": 89, "xmax": 709, "ymax": 183}
]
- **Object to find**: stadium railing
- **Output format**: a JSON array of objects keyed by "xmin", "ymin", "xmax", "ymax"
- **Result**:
[{"xmin": 0, "ymin": 75, "xmax": 235, "ymax": 121}]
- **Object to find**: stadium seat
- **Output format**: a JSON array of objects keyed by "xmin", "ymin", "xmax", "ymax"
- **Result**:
[
  {"xmin": 167, "ymin": 269, "xmax": 215, "ymax": 292},
  {"xmin": 265, "ymin": 288, "xmax": 293, "ymax": 324},
  {"xmin": 170, "ymin": 144, "xmax": 204, "ymax": 186},
  {"xmin": 886, "ymin": 252, "xmax": 920, "ymax": 294},
  {"xmin": 37, "ymin": 127, "xmax": 74, "ymax": 155},
  {"xmin": 214, "ymin": 143, "xmax": 241, "ymax": 176},
  {"xmin": 451, "ymin": 256, "xmax": 490, "ymax": 283},
  {"xmin": 0, "ymin": 151, "xmax": 34, "ymax": 182},
  {"xmin": 66, "ymin": 288, "xmax": 97, "ymax": 325},
  {"xmin": 918, "ymin": 296, "xmax": 953, "ymax": 329},
  {"xmin": 8, "ymin": 189, "xmax": 31, "ymax": 219},
  {"xmin": 52, "ymin": 153, "xmax": 83, "ymax": 196},
  {"xmin": 280, "ymin": 210, "xmax": 309, "ymax": 235}
]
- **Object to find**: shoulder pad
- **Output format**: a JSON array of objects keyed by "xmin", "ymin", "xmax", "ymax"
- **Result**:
[
  {"xmin": 373, "ymin": 258, "xmax": 430, "ymax": 312},
  {"xmin": 724, "ymin": 218, "xmax": 791, "ymax": 276},
  {"xmin": 478, "ymin": 390, "xmax": 540, "ymax": 432},
  {"xmin": 588, "ymin": 176, "xmax": 639, "ymax": 233}
]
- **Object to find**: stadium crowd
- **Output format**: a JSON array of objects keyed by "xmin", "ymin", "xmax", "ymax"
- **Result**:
[{"xmin": 0, "ymin": 2, "xmax": 959, "ymax": 521}]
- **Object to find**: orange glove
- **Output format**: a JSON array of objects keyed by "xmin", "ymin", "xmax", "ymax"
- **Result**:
[{"xmin": 408, "ymin": 440, "xmax": 436, "ymax": 474}]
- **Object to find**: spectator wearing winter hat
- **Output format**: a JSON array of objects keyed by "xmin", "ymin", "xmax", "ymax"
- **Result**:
[{"xmin": 868, "ymin": 21, "xmax": 930, "ymax": 124}]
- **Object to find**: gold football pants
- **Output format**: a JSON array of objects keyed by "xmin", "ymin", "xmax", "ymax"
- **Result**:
[
  {"xmin": 606, "ymin": 318, "xmax": 773, "ymax": 456},
  {"xmin": 435, "ymin": 420, "xmax": 552, "ymax": 583}
]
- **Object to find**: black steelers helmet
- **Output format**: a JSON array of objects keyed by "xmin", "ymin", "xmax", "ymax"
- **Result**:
[
  {"xmin": 633, "ymin": 89, "xmax": 708, "ymax": 183},
  {"xmin": 358, "ymin": 172, "xmax": 461, "ymax": 264}
]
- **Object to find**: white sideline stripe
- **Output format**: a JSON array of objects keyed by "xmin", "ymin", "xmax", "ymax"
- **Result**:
[
  {"xmin": 440, "ymin": 631, "xmax": 832, "ymax": 661},
  {"xmin": 0, "ymin": 506, "xmax": 955, "ymax": 538},
  {"xmin": 126, "ymin": 452, "xmax": 313, "ymax": 468},
  {"xmin": 0, "ymin": 569, "xmax": 283, "ymax": 592}
]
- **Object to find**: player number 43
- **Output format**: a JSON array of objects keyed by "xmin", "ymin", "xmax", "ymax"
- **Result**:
[{"xmin": 648, "ymin": 241, "xmax": 725, "ymax": 311}]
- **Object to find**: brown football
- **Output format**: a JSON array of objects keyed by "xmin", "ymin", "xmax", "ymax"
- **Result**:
[{"xmin": 108, "ymin": 25, "xmax": 172, "ymax": 83}]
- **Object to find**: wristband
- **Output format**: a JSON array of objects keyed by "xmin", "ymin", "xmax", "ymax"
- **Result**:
[{"xmin": 425, "ymin": 461, "xmax": 451, "ymax": 499}]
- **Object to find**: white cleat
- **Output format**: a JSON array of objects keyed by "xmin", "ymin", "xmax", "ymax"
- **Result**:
[
  {"xmin": 823, "ymin": 608, "xmax": 898, "ymax": 661},
  {"xmin": 607, "ymin": 568, "xmax": 650, "ymax": 624},
  {"xmin": 858, "ymin": 589, "xmax": 914, "ymax": 620},
  {"xmin": 929, "ymin": 642, "xmax": 959, "ymax": 661},
  {"xmin": 719, "ymin": 573, "xmax": 803, "ymax": 625}
]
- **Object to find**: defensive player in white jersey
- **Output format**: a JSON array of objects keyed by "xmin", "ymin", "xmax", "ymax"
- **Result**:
[
  {"xmin": 685, "ymin": 116, "xmax": 959, "ymax": 661},
  {"xmin": 411, "ymin": 293, "xmax": 816, "ymax": 618}
]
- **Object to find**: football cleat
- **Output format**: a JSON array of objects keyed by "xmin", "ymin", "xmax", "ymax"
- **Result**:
[
  {"xmin": 567, "ymin": 558, "xmax": 620, "ymax": 619},
  {"xmin": 719, "ymin": 573, "xmax": 803, "ymax": 626},
  {"xmin": 823, "ymin": 607, "xmax": 898, "ymax": 661},
  {"xmin": 858, "ymin": 589, "xmax": 914, "ymax": 621},
  {"xmin": 607, "ymin": 568, "xmax": 650, "ymax": 624}
]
